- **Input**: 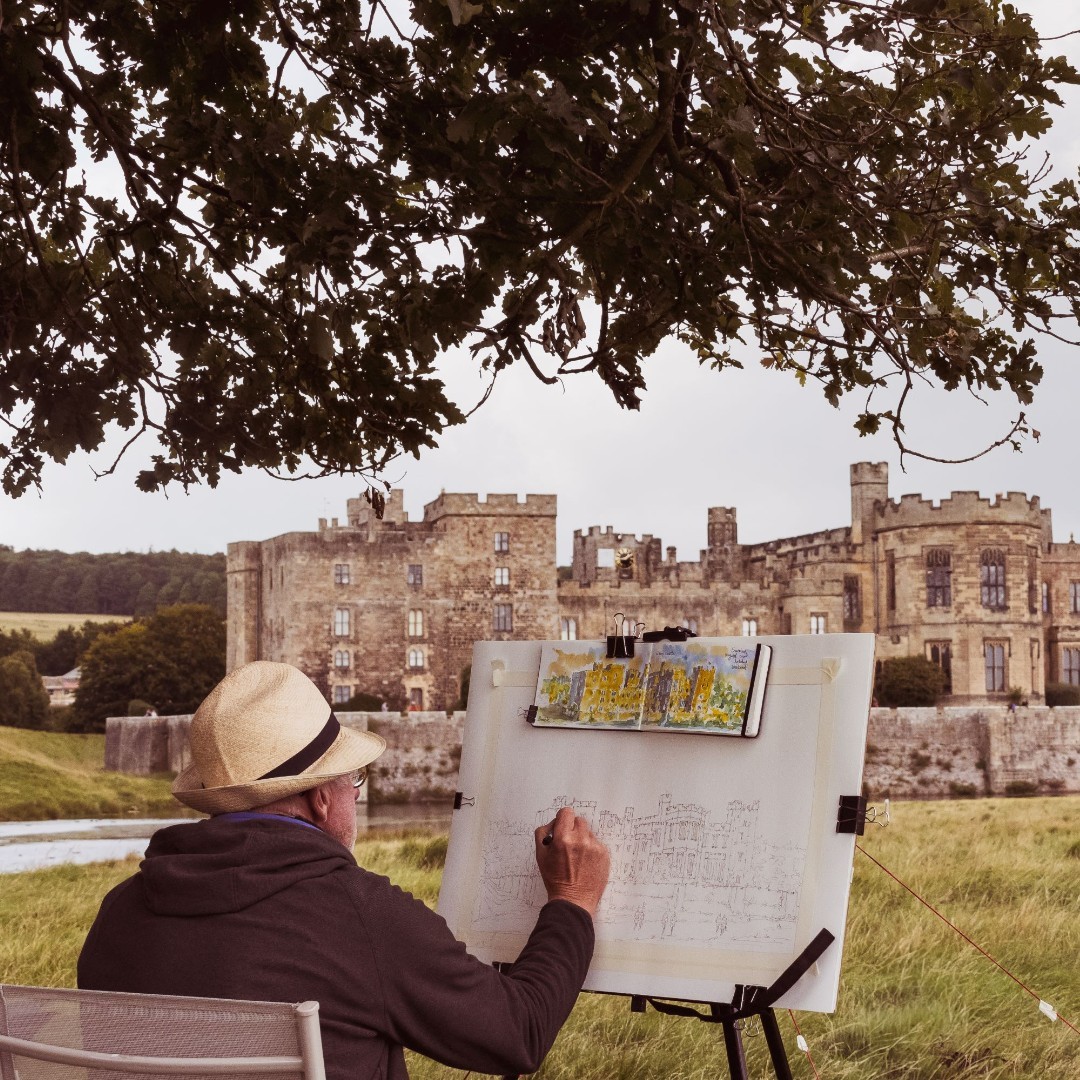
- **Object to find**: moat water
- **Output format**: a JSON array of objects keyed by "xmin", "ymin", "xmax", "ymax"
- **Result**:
[{"xmin": 0, "ymin": 803, "xmax": 454, "ymax": 874}]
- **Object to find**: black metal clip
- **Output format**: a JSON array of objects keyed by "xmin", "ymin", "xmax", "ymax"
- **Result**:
[
  {"xmin": 836, "ymin": 794, "xmax": 868, "ymax": 835},
  {"xmin": 453, "ymin": 792, "xmax": 475, "ymax": 810},
  {"xmin": 641, "ymin": 625, "xmax": 699, "ymax": 642}
]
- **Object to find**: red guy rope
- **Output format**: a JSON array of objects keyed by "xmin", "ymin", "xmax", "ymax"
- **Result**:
[
  {"xmin": 855, "ymin": 843, "xmax": 1078, "ymax": 1037},
  {"xmin": 786, "ymin": 1009, "xmax": 822, "ymax": 1079}
]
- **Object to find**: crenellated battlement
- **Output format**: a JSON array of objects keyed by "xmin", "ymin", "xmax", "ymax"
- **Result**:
[
  {"xmin": 423, "ymin": 492, "xmax": 557, "ymax": 520},
  {"xmin": 573, "ymin": 525, "xmax": 654, "ymax": 546},
  {"xmin": 877, "ymin": 489, "xmax": 1046, "ymax": 529},
  {"xmin": 744, "ymin": 526, "xmax": 852, "ymax": 558}
]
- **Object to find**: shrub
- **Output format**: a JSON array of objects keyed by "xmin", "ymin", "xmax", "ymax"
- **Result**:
[
  {"xmin": 909, "ymin": 750, "xmax": 932, "ymax": 773},
  {"xmin": 1004, "ymin": 780, "xmax": 1038, "ymax": 797},
  {"xmin": 341, "ymin": 691, "xmax": 384, "ymax": 711},
  {"xmin": 0, "ymin": 651, "xmax": 50, "ymax": 729},
  {"xmin": 1045, "ymin": 682, "xmax": 1080, "ymax": 706},
  {"xmin": 874, "ymin": 656, "xmax": 947, "ymax": 707},
  {"xmin": 949, "ymin": 781, "xmax": 979, "ymax": 798}
]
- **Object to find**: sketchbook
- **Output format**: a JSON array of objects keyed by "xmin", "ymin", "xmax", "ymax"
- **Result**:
[
  {"xmin": 529, "ymin": 638, "xmax": 771, "ymax": 737},
  {"xmin": 438, "ymin": 634, "xmax": 876, "ymax": 1013}
]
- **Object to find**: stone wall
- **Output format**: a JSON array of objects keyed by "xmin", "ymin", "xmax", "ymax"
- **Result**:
[
  {"xmin": 103, "ymin": 710, "xmax": 465, "ymax": 805},
  {"xmin": 863, "ymin": 706, "xmax": 1080, "ymax": 798},
  {"xmin": 105, "ymin": 706, "xmax": 1079, "ymax": 803}
]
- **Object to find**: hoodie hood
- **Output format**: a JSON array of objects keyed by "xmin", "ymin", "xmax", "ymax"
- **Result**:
[{"xmin": 140, "ymin": 817, "xmax": 354, "ymax": 917}]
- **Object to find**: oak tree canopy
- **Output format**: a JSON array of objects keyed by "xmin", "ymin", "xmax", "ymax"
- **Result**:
[{"xmin": 2, "ymin": 0, "xmax": 1079, "ymax": 499}]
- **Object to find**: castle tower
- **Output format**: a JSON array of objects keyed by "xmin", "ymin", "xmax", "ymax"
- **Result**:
[
  {"xmin": 850, "ymin": 462, "xmax": 889, "ymax": 546},
  {"xmin": 226, "ymin": 542, "xmax": 262, "ymax": 669},
  {"xmin": 707, "ymin": 507, "xmax": 738, "ymax": 550}
]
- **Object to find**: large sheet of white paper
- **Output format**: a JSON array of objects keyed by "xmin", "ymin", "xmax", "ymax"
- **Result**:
[{"xmin": 438, "ymin": 634, "xmax": 875, "ymax": 1013}]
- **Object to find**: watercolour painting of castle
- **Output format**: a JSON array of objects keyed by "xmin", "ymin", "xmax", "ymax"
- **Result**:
[{"xmin": 532, "ymin": 639, "xmax": 770, "ymax": 734}]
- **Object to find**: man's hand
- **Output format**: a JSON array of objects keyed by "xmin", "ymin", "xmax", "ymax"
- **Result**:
[{"xmin": 534, "ymin": 806, "xmax": 611, "ymax": 917}]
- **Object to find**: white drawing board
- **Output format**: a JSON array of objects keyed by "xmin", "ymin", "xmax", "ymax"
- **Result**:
[{"xmin": 437, "ymin": 634, "xmax": 875, "ymax": 1013}]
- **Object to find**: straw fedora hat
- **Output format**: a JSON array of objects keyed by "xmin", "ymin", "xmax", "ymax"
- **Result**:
[{"xmin": 172, "ymin": 661, "xmax": 386, "ymax": 814}]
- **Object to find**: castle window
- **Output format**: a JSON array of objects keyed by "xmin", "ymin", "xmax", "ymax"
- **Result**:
[
  {"xmin": 334, "ymin": 650, "xmax": 350, "ymax": 670},
  {"xmin": 980, "ymin": 550, "xmax": 1006, "ymax": 610},
  {"xmin": 925, "ymin": 550, "xmax": 951, "ymax": 607},
  {"xmin": 494, "ymin": 604, "xmax": 513, "ymax": 632},
  {"xmin": 334, "ymin": 608, "xmax": 350, "ymax": 637},
  {"xmin": 1071, "ymin": 582, "xmax": 1080, "ymax": 614},
  {"xmin": 1063, "ymin": 648, "xmax": 1080, "ymax": 686},
  {"xmin": 844, "ymin": 575, "xmax": 861, "ymax": 622},
  {"xmin": 560, "ymin": 617, "xmax": 578, "ymax": 640},
  {"xmin": 885, "ymin": 551, "xmax": 896, "ymax": 612},
  {"xmin": 407, "ymin": 564, "xmax": 423, "ymax": 587},
  {"xmin": 742, "ymin": 618, "xmax": 757, "ymax": 637},
  {"xmin": 1043, "ymin": 582, "xmax": 1051, "ymax": 614},
  {"xmin": 334, "ymin": 563, "xmax": 350, "ymax": 585},
  {"xmin": 332, "ymin": 685, "xmax": 352, "ymax": 705},
  {"xmin": 621, "ymin": 616, "xmax": 639, "ymax": 636},
  {"xmin": 494, "ymin": 567, "xmax": 510, "ymax": 588},
  {"xmin": 494, "ymin": 532, "xmax": 510, "ymax": 554},
  {"xmin": 926, "ymin": 641, "xmax": 952, "ymax": 693},
  {"xmin": 408, "ymin": 647, "xmax": 425, "ymax": 671},
  {"xmin": 596, "ymin": 549, "xmax": 615, "ymax": 568},
  {"xmin": 684, "ymin": 617, "xmax": 699, "ymax": 635},
  {"xmin": 408, "ymin": 609, "xmax": 424, "ymax": 638},
  {"xmin": 984, "ymin": 642, "xmax": 1006, "ymax": 692},
  {"xmin": 809, "ymin": 613, "xmax": 827, "ymax": 635}
]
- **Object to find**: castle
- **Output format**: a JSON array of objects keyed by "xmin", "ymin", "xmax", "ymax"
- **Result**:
[{"xmin": 227, "ymin": 462, "xmax": 1080, "ymax": 709}]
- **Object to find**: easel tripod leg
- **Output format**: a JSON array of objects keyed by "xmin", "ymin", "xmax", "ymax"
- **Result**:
[
  {"xmin": 760, "ymin": 1010, "xmax": 794, "ymax": 1080},
  {"xmin": 721, "ymin": 1019, "xmax": 749, "ymax": 1080}
]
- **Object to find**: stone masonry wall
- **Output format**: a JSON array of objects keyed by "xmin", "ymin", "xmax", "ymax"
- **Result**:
[
  {"xmin": 103, "ymin": 710, "xmax": 464, "ymax": 805},
  {"xmin": 106, "ymin": 707, "xmax": 1079, "ymax": 803}
]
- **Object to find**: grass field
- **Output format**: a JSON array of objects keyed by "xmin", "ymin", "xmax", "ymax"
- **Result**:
[
  {"xmin": 1, "ymin": 798, "xmax": 1076, "ymax": 1078},
  {"xmin": 0, "ymin": 725, "xmax": 179, "ymax": 820},
  {"xmin": 0, "ymin": 611, "xmax": 130, "ymax": 640}
]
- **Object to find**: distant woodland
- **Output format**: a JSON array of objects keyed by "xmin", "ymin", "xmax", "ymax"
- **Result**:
[{"xmin": 0, "ymin": 547, "xmax": 225, "ymax": 616}]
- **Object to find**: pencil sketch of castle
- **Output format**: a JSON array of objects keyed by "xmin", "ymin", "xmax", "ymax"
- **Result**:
[{"xmin": 474, "ymin": 793, "xmax": 807, "ymax": 950}]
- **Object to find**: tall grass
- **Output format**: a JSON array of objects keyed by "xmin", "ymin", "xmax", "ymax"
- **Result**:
[
  {"xmin": 0, "ymin": 726, "xmax": 178, "ymax": 820},
  {"xmin": 1, "ymin": 801, "xmax": 1077, "ymax": 1079}
]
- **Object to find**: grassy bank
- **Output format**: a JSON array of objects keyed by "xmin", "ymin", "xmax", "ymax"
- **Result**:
[
  {"xmin": 0, "ymin": 612, "xmax": 129, "ymax": 640},
  {"xmin": 0, "ymin": 726, "xmax": 178, "ymax": 820},
  {"xmin": 2, "ymin": 799, "xmax": 1077, "ymax": 1077}
]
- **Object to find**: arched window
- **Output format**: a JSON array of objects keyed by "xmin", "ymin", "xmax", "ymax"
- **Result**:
[
  {"xmin": 408, "ymin": 648, "xmax": 425, "ymax": 670},
  {"xmin": 925, "ymin": 549, "xmax": 951, "ymax": 607},
  {"xmin": 980, "ymin": 550, "xmax": 1006, "ymax": 610},
  {"xmin": 334, "ymin": 650, "xmax": 350, "ymax": 670}
]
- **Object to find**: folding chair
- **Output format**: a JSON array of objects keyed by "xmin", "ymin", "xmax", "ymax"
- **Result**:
[{"xmin": 0, "ymin": 984, "xmax": 326, "ymax": 1079}]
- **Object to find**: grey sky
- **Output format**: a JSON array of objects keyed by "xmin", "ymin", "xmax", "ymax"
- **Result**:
[{"xmin": 3, "ymin": 2, "xmax": 1078, "ymax": 568}]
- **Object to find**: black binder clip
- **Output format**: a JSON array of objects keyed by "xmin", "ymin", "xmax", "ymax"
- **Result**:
[
  {"xmin": 641, "ymin": 625, "xmax": 698, "ymax": 642},
  {"xmin": 606, "ymin": 612, "xmax": 641, "ymax": 658},
  {"xmin": 836, "ymin": 794, "xmax": 868, "ymax": 834},
  {"xmin": 453, "ymin": 792, "xmax": 476, "ymax": 810}
]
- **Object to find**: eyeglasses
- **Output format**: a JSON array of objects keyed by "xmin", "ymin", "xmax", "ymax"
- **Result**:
[{"xmin": 350, "ymin": 769, "xmax": 368, "ymax": 792}]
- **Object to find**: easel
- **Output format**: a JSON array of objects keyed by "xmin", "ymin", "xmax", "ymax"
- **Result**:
[
  {"xmin": 628, "ymin": 928, "xmax": 835, "ymax": 1080},
  {"xmin": 499, "ymin": 929, "xmax": 835, "ymax": 1080}
]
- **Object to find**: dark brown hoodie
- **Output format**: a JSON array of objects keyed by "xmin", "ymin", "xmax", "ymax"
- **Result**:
[{"xmin": 78, "ymin": 816, "xmax": 593, "ymax": 1080}]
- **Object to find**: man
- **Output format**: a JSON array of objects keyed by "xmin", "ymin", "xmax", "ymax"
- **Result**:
[{"xmin": 79, "ymin": 661, "xmax": 610, "ymax": 1080}]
